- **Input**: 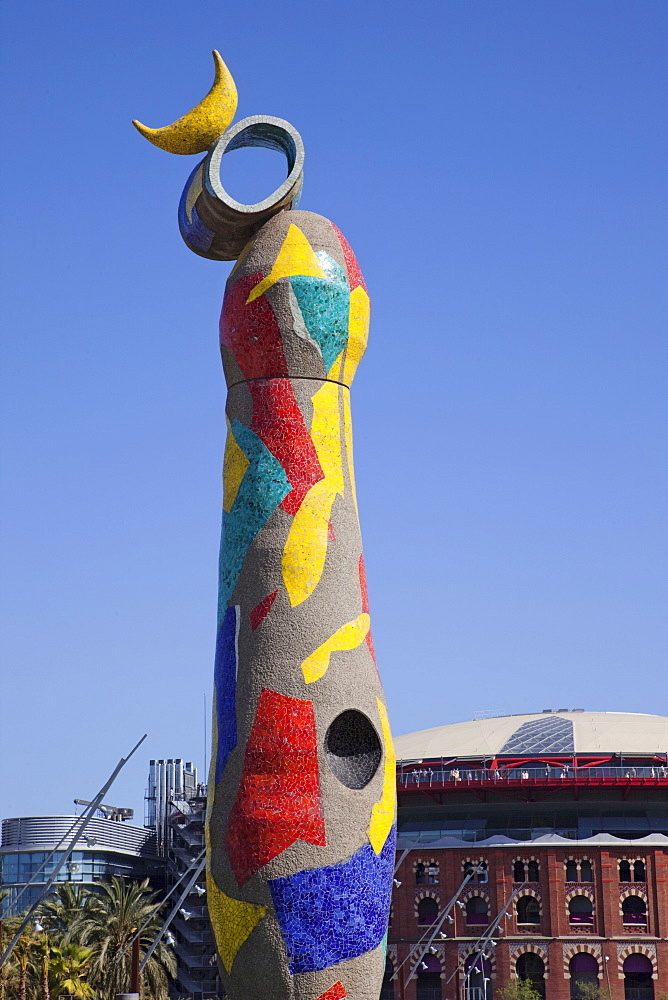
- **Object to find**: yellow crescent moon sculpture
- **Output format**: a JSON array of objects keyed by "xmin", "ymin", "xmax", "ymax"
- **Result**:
[{"xmin": 133, "ymin": 50, "xmax": 237, "ymax": 155}]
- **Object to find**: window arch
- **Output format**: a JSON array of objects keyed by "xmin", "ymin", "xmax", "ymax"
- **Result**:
[
  {"xmin": 634, "ymin": 860, "xmax": 646, "ymax": 882},
  {"xmin": 513, "ymin": 860, "xmax": 526, "ymax": 882},
  {"xmin": 517, "ymin": 953, "xmax": 545, "ymax": 999},
  {"xmin": 622, "ymin": 895, "xmax": 648, "ymax": 926},
  {"xmin": 417, "ymin": 896, "xmax": 439, "ymax": 925},
  {"xmin": 465, "ymin": 953, "xmax": 492, "ymax": 1000},
  {"xmin": 568, "ymin": 895, "xmax": 594, "ymax": 925},
  {"xmin": 415, "ymin": 862, "xmax": 426, "ymax": 885},
  {"xmin": 569, "ymin": 954, "xmax": 599, "ymax": 1000},
  {"xmin": 565, "ymin": 858, "xmax": 592, "ymax": 882},
  {"xmin": 623, "ymin": 955, "xmax": 654, "ymax": 1000},
  {"xmin": 516, "ymin": 895, "xmax": 540, "ymax": 925},
  {"xmin": 466, "ymin": 896, "xmax": 489, "ymax": 926},
  {"xmin": 417, "ymin": 953, "xmax": 442, "ymax": 1000},
  {"xmin": 464, "ymin": 860, "xmax": 488, "ymax": 883},
  {"xmin": 620, "ymin": 860, "xmax": 632, "ymax": 882},
  {"xmin": 427, "ymin": 861, "xmax": 440, "ymax": 884},
  {"xmin": 527, "ymin": 860, "xmax": 540, "ymax": 882}
]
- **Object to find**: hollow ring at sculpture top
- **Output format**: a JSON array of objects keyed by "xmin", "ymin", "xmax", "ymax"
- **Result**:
[{"xmin": 180, "ymin": 115, "xmax": 305, "ymax": 261}]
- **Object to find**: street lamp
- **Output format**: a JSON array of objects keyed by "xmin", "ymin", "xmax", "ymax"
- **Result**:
[{"xmin": 604, "ymin": 955, "xmax": 612, "ymax": 997}]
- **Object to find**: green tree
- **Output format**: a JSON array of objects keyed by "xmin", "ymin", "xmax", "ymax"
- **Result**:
[
  {"xmin": 37, "ymin": 884, "xmax": 97, "ymax": 944},
  {"xmin": 0, "ymin": 913, "xmax": 28, "ymax": 1000},
  {"xmin": 73, "ymin": 877, "xmax": 176, "ymax": 1000},
  {"xmin": 49, "ymin": 944, "xmax": 95, "ymax": 999},
  {"xmin": 8, "ymin": 927, "xmax": 40, "ymax": 1000},
  {"xmin": 34, "ymin": 935, "xmax": 52, "ymax": 1000},
  {"xmin": 574, "ymin": 983, "xmax": 612, "ymax": 1000},
  {"xmin": 497, "ymin": 979, "xmax": 543, "ymax": 1000}
]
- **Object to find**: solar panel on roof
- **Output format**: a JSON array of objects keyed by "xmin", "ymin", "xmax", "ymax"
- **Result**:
[{"xmin": 500, "ymin": 716, "xmax": 574, "ymax": 754}]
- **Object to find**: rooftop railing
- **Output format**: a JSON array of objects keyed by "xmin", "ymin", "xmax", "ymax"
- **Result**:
[{"xmin": 398, "ymin": 765, "xmax": 667, "ymax": 786}]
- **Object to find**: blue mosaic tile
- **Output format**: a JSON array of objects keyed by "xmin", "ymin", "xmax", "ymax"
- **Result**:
[
  {"xmin": 268, "ymin": 826, "xmax": 396, "ymax": 974},
  {"xmin": 178, "ymin": 162, "xmax": 215, "ymax": 254},
  {"xmin": 214, "ymin": 604, "xmax": 239, "ymax": 782},
  {"xmin": 290, "ymin": 252, "xmax": 350, "ymax": 373},
  {"xmin": 217, "ymin": 418, "xmax": 291, "ymax": 620}
]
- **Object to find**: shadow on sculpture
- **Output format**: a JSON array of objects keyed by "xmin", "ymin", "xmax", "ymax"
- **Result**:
[{"xmin": 135, "ymin": 51, "xmax": 396, "ymax": 1000}]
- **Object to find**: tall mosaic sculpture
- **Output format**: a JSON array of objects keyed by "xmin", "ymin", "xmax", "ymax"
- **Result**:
[{"xmin": 135, "ymin": 52, "xmax": 396, "ymax": 999}]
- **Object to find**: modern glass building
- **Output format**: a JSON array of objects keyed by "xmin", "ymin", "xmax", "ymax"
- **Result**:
[{"xmin": 0, "ymin": 814, "xmax": 162, "ymax": 916}]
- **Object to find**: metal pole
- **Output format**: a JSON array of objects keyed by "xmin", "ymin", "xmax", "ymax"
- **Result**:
[
  {"xmin": 9, "ymin": 814, "xmax": 83, "ymax": 913},
  {"xmin": 0, "ymin": 734, "xmax": 147, "ymax": 969},
  {"xmin": 455, "ymin": 883, "xmax": 527, "ymax": 995},
  {"xmin": 394, "ymin": 847, "xmax": 413, "ymax": 875},
  {"xmin": 131, "ymin": 936, "xmax": 140, "ymax": 994},
  {"xmin": 138, "ymin": 855, "xmax": 206, "ymax": 973},
  {"xmin": 401, "ymin": 865, "xmax": 484, "ymax": 984},
  {"xmin": 115, "ymin": 849, "xmax": 205, "ymax": 963},
  {"xmin": 203, "ymin": 692, "xmax": 208, "ymax": 782}
]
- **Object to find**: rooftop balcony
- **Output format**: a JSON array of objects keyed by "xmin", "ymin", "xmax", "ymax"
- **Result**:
[{"xmin": 398, "ymin": 764, "xmax": 668, "ymax": 799}]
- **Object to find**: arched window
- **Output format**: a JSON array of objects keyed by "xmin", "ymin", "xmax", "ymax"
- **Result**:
[
  {"xmin": 568, "ymin": 895, "xmax": 594, "ymax": 925},
  {"xmin": 417, "ymin": 896, "xmax": 439, "ymax": 925},
  {"xmin": 417, "ymin": 953, "xmax": 442, "ymax": 1000},
  {"xmin": 513, "ymin": 861, "xmax": 526, "ymax": 882},
  {"xmin": 527, "ymin": 860, "xmax": 540, "ymax": 882},
  {"xmin": 465, "ymin": 953, "xmax": 492, "ymax": 1000},
  {"xmin": 380, "ymin": 957, "xmax": 395, "ymax": 1000},
  {"xmin": 633, "ymin": 860, "xmax": 646, "ymax": 882},
  {"xmin": 427, "ymin": 862, "xmax": 440, "ymax": 884},
  {"xmin": 622, "ymin": 896, "xmax": 648, "ymax": 925},
  {"xmin": 464, "ymin": 861, "xmax": 488, "ymax": 884},
  {"xmin": 516, "ymin": 896, "xmax": 540, "ymax": 925},
  {"xmin": 565, "ymin": 860, "xmax": 579, "ymax": 882},
  {"xmin": 569, "ymin": 953, "xmax": 599, "ymax": 1000},
  {"xmin": 623, "ymin": 955, "xmax": 654, "ymax": 1000},
  {"xmin": 620, "ymin": 860, "xmax": 632, "ymax": 882},
  {"xmin": 416, "ymin": 862, "xmax": 427, "ymax": 885},
  {"xmin": 580, "ymin": 860, "xmax": 593, "ymax": 882},
  {"xmin": 517, "ymin": 953, "xmax": 546, "ymax": 999},
  {"xmin": 466, "ymin": 896, "xmax": 489, "ymax": 926}
]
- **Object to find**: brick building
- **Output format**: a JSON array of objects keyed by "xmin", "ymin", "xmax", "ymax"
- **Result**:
[{"xmin": 385, "ymin": 710, "xmax": 668, "ymax": 1000}]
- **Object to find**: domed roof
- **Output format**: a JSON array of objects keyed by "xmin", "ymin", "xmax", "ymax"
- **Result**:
[{"xmin": 393, "ymin": 711, "xmax": 668, "ymax": 761}]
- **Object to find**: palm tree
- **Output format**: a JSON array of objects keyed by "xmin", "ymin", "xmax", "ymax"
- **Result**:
[
  {"xmin": 74, "ymin": 877, "xmax": 175, "ymax": 1000},
  {"xmin": 0, "ymin": 913, "xmax": 27, "ymax": 1000},
  {"xmin": 49, "ymin": 944, "xmax": 95, "ymax": 999},
  {"xmin": 34, "ymin": 935, "xmax": 52, "ymax": 1000},
  {"xmin": 38, "ymin": 884, "xmax": 97, "ymax": 944},
  {"xmin": 9, "ymin": 927, "xmax": 39, "ymax": 1000}
]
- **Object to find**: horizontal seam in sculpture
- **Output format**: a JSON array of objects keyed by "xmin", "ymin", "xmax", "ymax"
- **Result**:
[{"xmin": 227, "ymin": 376, "xmax": 351, "ymax": 390}]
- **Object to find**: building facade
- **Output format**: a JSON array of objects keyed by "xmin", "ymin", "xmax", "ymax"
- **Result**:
[
  {"xmin": 0, "ymin": 814, "xmax": 161, "ymax": 916},
  {"xmin": 145, "ymin": 758, "xmax": 221, "ymax": 1000},
  {"xmin": 385, "ymin": 711, "xmax": 668, "ymax": 1000}
]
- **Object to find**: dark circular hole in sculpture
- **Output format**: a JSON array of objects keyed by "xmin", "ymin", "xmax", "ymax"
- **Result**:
[{"xmin": 325, "ymin": 710, "xmax": 382, "ymax": 790}]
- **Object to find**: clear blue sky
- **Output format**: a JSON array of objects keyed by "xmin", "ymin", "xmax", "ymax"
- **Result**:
[{"xmin": 1, "ymin": 0, "xmax": 666, "ymax": 822}]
